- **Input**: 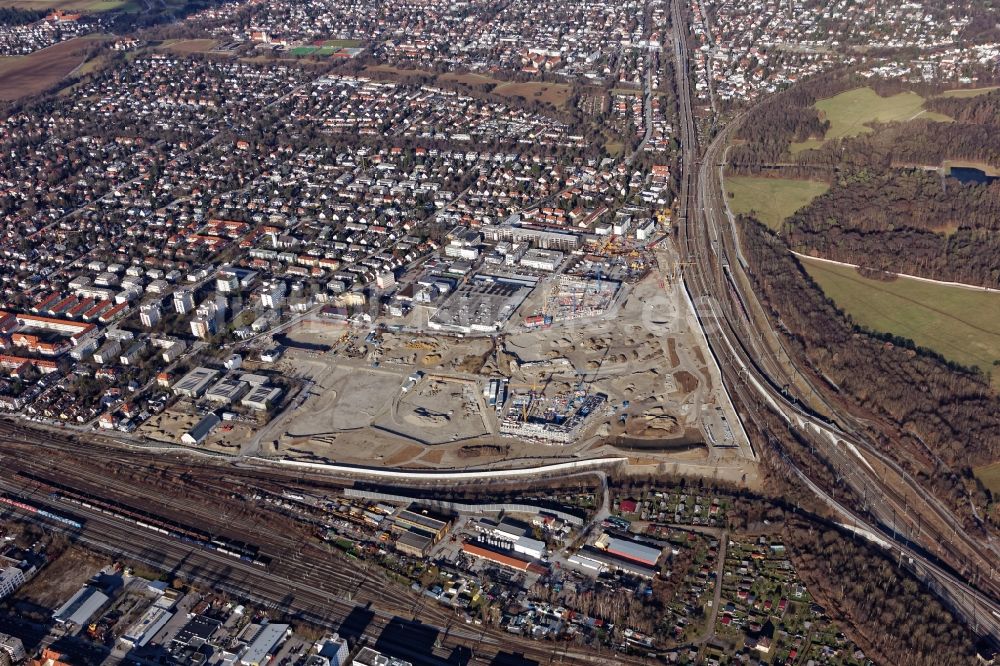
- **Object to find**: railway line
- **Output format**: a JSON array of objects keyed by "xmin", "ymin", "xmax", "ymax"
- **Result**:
[
  {"xmin": 668, "ymin": 0, "xmax": 1000, "ymax": 644},
  {"xmin": 0, "ymin": 482, "xmax": 664, "ymax": 666},
  {"xmin": 0, "ymin": 425, "xmax": 666, "ymax": 664},
  {"xmin": 0, "ymin": 12, "xmax": 995, "ymax": 648}
]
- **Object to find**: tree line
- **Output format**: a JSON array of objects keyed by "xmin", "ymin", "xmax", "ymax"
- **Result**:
[{"xmin": 738, "ymin": 215, "xmax": 999, "ymax": 532}]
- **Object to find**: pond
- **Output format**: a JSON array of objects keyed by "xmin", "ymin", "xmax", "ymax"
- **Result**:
[{"xmin": 948, "ymin": 166, "xmax": 998, "ymax": 185}]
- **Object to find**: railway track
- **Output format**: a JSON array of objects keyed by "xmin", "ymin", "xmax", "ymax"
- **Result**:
[
  {"xmin": 667, "ymin": 0, "xmax": 1000, "ymax": 643},
  {"xmin": 0, "ymin": 425, "xmax": 671, "ymax": 663},
  {"xmin": 1, "ymin": 485, "xmax": 658, "ymax": 665}
]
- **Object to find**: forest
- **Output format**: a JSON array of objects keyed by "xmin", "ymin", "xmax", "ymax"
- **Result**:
[
  {"xmin": 785, "ymin": 521, "xmax": 985, "ymax": 666},
  {"xmin": 739, "ymin": 215, "xmax": 1000, "ymax": 530},
  {"xmin": 784, "ymin": 169, "xmax": 1000, "ymax": 287},
  {"xmin": 729, "ymin": 74, "xmax": 1000, "ymax": 286},
  {"xmin": 0, "ymin": 7, "xmax": 45, "ymax": 25}
]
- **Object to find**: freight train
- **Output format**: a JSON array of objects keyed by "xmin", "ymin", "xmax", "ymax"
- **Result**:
[
  {"xmin": 16, "ymin": 472, "xmax": 270, "ymax": 568},
  {"xmin": 0, "ymin": 493, "xmax": 83, "ymax": 529}
]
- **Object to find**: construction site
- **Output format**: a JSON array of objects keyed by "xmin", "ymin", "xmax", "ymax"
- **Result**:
[
  {"xmin": 523, "ymin": 275, "xmax": 622, "ymax": 328},
  {"xmin": 173, "ymin": 234, "xmax": 759, "ymax": 485},
  {"xmin": 499, "ymin": 387, "xmax": 607, "ymax": 444}
]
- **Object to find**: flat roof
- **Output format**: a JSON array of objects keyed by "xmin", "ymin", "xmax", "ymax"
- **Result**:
[
  {"xmin": 240, "ymin": 623, "xmax": 289, "ymax": 665},
  {"xmin": 574, "ymin": 546, "xmax": 657, "ymax": 578},
  {"xmin": 174, "ymin": 615, "xmax": 221, "ymax": 645},
  {"xmin": 242, "ymin": 384, "xmax": 282, "ymax": 407},
  {"xmin": 173, "ymin": 367, "xmax": 219, "ymax": 393},
  {"xmin": 515, "ymin": 535, "xmax": 546, "ymax": 553},
  {"xmin": 395, "ymin": 507, "xmax": 448, "ymax": 532},
  {"xmin": 396, "ymin": 530, "xmax": 433, "ymax": 552},
  {"xmin": 205, "ymin": 377, "xmax": 250, "ymax": 402},
  {"xmin": 123, "ymin": 605, "xmax": 174, "ymax": 647},
  {"xmin": 354, "ymin": 647, "xmax": 413, "ymax": 666}
]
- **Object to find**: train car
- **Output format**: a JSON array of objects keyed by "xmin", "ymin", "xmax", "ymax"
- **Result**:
[
  {"xmin": 16, "ymin": 472, "xmax": 265, "ymax": 566},
  {"xmin": 0, "ymin": 494, "xmax": 83, "ymax": 529},
  {"xmin": 0, "ymin": 495, "xmax": 39, "ymax": 514}
]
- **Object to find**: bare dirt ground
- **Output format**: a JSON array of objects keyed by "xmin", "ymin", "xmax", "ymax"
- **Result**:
[
  {"xmin": 255, "ymin": 254, "xmax": 757, "ymax": 486},
  {"xmin": 139, "ymin": 406, "xmax": 200, "ymax": 444},
  {"xmin": 15, "ymin": 547, "xmax": 104, "ymax": 609},
  {"xmin": 504, "ymin": 275, "xmax": 709, "ymax": 449},
  {"xmin": 379, "ymin": 376, "xmax": 489, "ymax": 444},
  {"xmin": 156, "ymin": 39, "xmax": 219, "ymax": 55},
  {"xmin": 138, "ymin": 402, "xmax": 245, "ymax": 453}
]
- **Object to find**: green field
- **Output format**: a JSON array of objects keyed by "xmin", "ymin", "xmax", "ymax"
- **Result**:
[
  {"xmin": 791, "ymin": 87, "xmax": 952, "ymax": 153},
  {"xmin": 289, "ymin": 46, "xmax": 318, "ymax": 56},
  {"xmin": 974, "ymin": 462, "xmax": 1000, "ymax": 495},
  {"xmin": 939, "ymin": 86, "xmax": 998, "ymax": 99},
  {"xmin": 801, "ymin": 257, "xmax": 1000, "ymax": 381},
  {"xmin": 724, "ymin": 177, "xmax": 829, "ymax": 231}
]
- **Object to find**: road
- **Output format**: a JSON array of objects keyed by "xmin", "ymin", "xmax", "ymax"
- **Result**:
[
  {"xmin": 667, "ymin": 0, "xmax": 1000, "ymax": 644},
  {"xmin": 0, "ymin": 445, "xmax": 656, "ymax": 666}
]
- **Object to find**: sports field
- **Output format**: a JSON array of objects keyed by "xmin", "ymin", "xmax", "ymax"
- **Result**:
[
  {"xmin": 321, "ymin": 39, "xmax": 361, "ymax": 48},
  {"xmin": 800, "ymin": 257, "xmax": 1000, "ymax": 381},
  {"xmin": 791, "ymin": 87, "xmax": 951, "ymax": 153},
  {"xmin": 725, "ymin": 176, "xmax": 828, "ymax": 230}
]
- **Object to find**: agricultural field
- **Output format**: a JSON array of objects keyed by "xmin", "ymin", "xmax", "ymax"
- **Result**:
[
  {"xmin": 725, "ymin": 176, "xmax": 829, "ymax": 230},
  {"xmin": 440, "ymin": 73, "xmax": 570, "ymax": 107},
  {"xmin": 439, "ymin": 72, "xmax": 496, "ymax": 86},
  {"xmin": 0, "ymin": 36, "xmax": 101, "ymax": 101},
  {"xmin": 494, "ymin": 81, "xmax": 570, "ymax": 108},
  {"xmin": 0, "ymin": 0, "xmax": 134, "ymax": 12},
  {"xmin": 800, "ymin": 257, "xmax": 1000, "ymax": 382},
  {"xmin": 370, "ymin": 68, "xmax": 570, "ymax": 108},
  {"xmin": 791, "ymin": 87, "xmax": 951, "ymax": 153},
  {"xmin": 974, "ymin": 462, "xmax": 1000, "ymax": 495}
]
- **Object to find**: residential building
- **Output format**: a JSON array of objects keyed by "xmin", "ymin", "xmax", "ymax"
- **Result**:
[
  {"xmin": 314, "ymin": 634, "xmax": 349, "ymax": 666},
  {"xmin": 0, "ymin": 567, "xmax": 25, "ymax": 600},
  {"xmin": 174, "ymin": 289, "xmax": 195, "ymax": 315},
  {"xmin": 0, "ymin": 634, "xmax": 26, "ymax": 663},
  {"xmin": 139, "ymin": 303, "xmax": 161, "ymax": 328}
]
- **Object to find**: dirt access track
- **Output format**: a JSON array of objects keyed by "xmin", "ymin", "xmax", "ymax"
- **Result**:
[{"xmin": 0, "ymin": 36, "xmax": 101, "ymax": 101}]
